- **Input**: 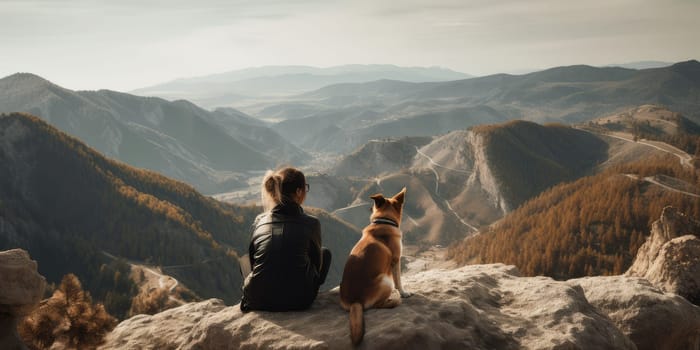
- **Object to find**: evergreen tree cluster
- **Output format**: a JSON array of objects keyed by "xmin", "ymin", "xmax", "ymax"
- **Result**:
[
  {"xmin": 0, "ymin": 113, "xmax": 260, "ymax": 316},
  {"xmin": 449, "ymin": 154, "xmax": 700, "ymax": 279},
  {"xmin": 19, "ymin": 274, "xmax": 117, "ymax": 349}
]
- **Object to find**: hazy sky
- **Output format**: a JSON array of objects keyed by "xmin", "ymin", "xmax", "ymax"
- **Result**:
[{"xmin": 1, "ymin": 0, "xmax": 698, "ymax": 91}]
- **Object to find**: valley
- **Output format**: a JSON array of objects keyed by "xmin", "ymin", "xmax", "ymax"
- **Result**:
[{"xmin": 401, "ymin": 245, "xmax": 456, "ymax": 277}]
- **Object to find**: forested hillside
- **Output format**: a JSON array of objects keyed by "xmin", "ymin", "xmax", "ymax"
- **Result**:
[
  {"xmin": 473, "ymin": 120, "xmax": 610, "ymax": 209},
  {"xmin": 0, "ymin": 113, "xmax": 359, "ymax": 319},
  {"xmin": 449, "ymin": 154, "xmax": 700, "ymax": 278},
  {"xmin": 0, "ymin": 113, "xmax": 257, "ymax": 316}
]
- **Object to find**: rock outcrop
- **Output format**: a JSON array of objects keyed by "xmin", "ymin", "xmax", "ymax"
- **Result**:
[
  {"xmin": 626, "ymin": 206, "xmax": 700, "ymax": 303},
  {"xmin": 570, "ymin": 276, "xmax": 700, "ymax": 350},
  {"xmin": 102, "ymin": 264, "xmax": 634, "ymax": 350},
  {"xmin": 0, "ymin": 249, "xmax": 47, "ymax": 350}
]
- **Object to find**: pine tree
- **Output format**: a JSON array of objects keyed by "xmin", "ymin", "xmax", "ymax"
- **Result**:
[{"xmin": 19, "ymin": 274, "xmax": 117, "ymax": 349}]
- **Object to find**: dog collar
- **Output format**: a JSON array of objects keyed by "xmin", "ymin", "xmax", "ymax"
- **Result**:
[{"xmin": 372, "ymin": 218, "xmax": 399, "ymax": 227}]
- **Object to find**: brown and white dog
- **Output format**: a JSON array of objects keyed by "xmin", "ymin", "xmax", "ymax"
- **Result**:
[{"xmin": 340, "ymin": 187, "xmax": 411, "ymax": 346}]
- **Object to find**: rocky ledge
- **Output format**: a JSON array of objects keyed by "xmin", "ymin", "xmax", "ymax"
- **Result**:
[
  {"xmin": 101, "ymin": 262, "xmax": 698, "ymax": 350},
  {"xmin": 0, "ymin": 249, "xmax": 46, "ymax": 350},
  {"xmin": 626, "ymin": 206, "xmax": 700, "ymax": 304}
]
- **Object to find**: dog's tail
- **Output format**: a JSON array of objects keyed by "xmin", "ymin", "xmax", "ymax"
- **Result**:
[{"xmin": 349, "ymin": 303, "xmax": 364, "ymax": 346}]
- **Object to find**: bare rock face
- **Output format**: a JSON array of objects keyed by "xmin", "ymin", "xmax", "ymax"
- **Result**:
[
  {"xmin": 626, "ymin": 206, "xmax": 700, "ymax": 303},
  {"xmin": 102, "ymin": 264, "xmax": 634, "ymax": 350},
  {"xmin": 570, "ymin": 276, "xmax": 700, "ymax": 350},
  {"xmin": 643, "ymin": 235, "xmax": 700, "ymax": 304},
  {"xmin": 0, "ymin": 249, "xmax": 47, "ymax": 350}
]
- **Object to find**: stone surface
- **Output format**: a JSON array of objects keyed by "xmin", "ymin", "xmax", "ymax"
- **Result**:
[
  {"xmin": 0, "ymin": 249, "xmax": 46, "ymax": 350},
  {"xmin": 570, "ymin": 276, "xmax": 700, "ymax": 350},
  {"xmin": 644, "ymin": 235, "xmax": 700, "ymax": 304},
  {"xmin": 0, "ymin": 249, "xmax": 46, "ymax": 316},
  {"xmin": 626, "ymin": 206, "xmax": 700, "ymax": 303},
  {"xmin": 102, "ymin": 264, "xmax": 634, "ymax": 350}
]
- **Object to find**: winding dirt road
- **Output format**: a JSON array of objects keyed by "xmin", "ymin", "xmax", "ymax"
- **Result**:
[
  {"xmin": 623, "ymin": 174, "xmax": 700, "ymax": 198},
  {"xmin": 579, "ymin": 128, "xmax": 694, "ymax": 168},
  {"xmin": 413, "ymin": 146, "xmax": 479, "ymax": 233},
  {"xmin": 102, "ymin": 251, "xmax": 182, "ymax": 304}
]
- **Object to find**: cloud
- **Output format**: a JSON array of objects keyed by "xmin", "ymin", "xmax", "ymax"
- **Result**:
[{"xmin": 1, "ymin": 0, "xmax": 698, "ymax": 90}]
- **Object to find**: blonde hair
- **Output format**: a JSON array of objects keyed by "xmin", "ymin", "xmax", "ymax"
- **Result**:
[
  {"xmin": 261, "ymin": 170, "xmax": 282, "ymax": 211},
  {"xmin": 260, "ymin": 167, "xmax": 306, "ymax": 211}
]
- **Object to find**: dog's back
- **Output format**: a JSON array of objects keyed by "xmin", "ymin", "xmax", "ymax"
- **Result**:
[
  {"xmin": 340, "ymin": 231, "xmax": 394, "ymax": 306},
  {"xmin": 339, "ymin": 188, "xmax": 407, "ymax": 346}
]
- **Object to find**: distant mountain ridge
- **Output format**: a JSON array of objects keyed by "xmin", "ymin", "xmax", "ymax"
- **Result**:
[
  {"xmin": 260, "ymin": 60, "xmax": 700, "ymax": 154},
  {"xmin": 305, "ymin": 61, "xmax": 699, "ymax": 101},
  {"xmin": 604, "ymin": 61, "xmax": 673, "ymax": 70},
  {"xmin": 273, "ymin": 104, "xmax": 508, "ymax": 153},
  {"xmin": 0, "ymin": 73, "xmax": 308, "ymax": 193},
  {"xmin": 131, "ymin": 64, "xmax": 473, "ymax": 108}
]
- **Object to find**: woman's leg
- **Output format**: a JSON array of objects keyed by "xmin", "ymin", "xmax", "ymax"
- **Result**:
[{"xmin": 319, "ymin": 248, "xmax": 332, "ymax": 285}]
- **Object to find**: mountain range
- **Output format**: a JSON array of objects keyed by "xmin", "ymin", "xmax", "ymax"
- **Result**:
[
  {"xmin": 3, "ymin": 61, "xmax": 699, "ymax": 189},
  {"xmin": 3, "ymin": 63, "xmax": 699, "ymax": 248},
  {"xmin": 255, "ymin": 60, "xmax": 700, "ymax": 153},
  {"xmin": 604, "ymin": 61, "xmax": 673, "ymax": 70},
  {"xmin": 1, "ymin": 109, "xmax": 695, "ymax": 322},
  {"xmin": 0, "ymin": 73, "xmax": 308, "ymax": 194},
  {"xmin": 131, "ymin": 65, "xmax": 473, "ymax": 108}
]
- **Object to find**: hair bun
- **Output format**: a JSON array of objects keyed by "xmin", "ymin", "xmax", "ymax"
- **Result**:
[{"xmin": 264, "ymin": 174, "xmax": 277, "ymax": 193}]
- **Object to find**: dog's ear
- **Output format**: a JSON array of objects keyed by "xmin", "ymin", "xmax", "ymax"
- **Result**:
[
  {"xmin": 370, "ymin": 194, "xmax": 386, "ymax": 208},
  {"xmin": 392, "ymin": 187, "xmax": 406, "ymax": 206}
]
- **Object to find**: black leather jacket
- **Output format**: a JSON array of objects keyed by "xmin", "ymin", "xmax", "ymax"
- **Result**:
[{"xmin": 241, "ymin": 201, "xmax": 323, "ymax": 311}]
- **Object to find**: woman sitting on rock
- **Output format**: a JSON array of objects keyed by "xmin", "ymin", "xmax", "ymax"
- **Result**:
[{"xmin": 239, "ymin": 167, "xmax": 331, "ymax": 312}]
